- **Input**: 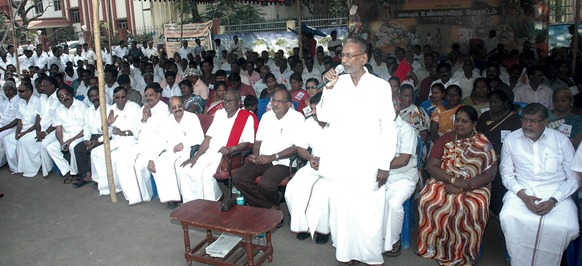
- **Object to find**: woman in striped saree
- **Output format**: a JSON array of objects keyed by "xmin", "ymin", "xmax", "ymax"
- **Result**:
[{"xmin": 417, "ymin": 106, "xmax": 498, "ymax": 266}]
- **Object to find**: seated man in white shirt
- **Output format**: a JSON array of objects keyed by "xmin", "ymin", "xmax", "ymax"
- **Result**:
[
  {"xmin": 233, "ymin": 88, "xmax": 304, "ymax": 210},
  {"xmin": 382, "ymin": 106, "xmax": 418, "ymax": 257},
  {"xmin": 284, "ymin": 93, "xmax": 331, "ymax": 244},
  {"xmin": 177, "ymin": 90, "xmax": 256, "ymax": 203},
  {"xmin": 513, "ymin": 66, "xmax": 554, "ymax": 109},
  {"xmin": 91, "ymin": 87, "xmax": 141, "ymax": 196},
  {"xmin": 162, "ymin": 71, "xmax": 180, "ymax": 98},
  {"xmin": 115, "ymin": 84, "xmax": 169, "ymax": 205},
  {"xmin": 0, "ymin": 82, "xmax": 19, "ymax": 167},
  {"xmin": 44, "ymin": 87, "xmax": 87, "ymax": 182},
  {"xmin": 500, "ymin": 103, "xmax": 579, "ymax": 266},
  {"xmin": 72, "ymin": 86, "xmax": 106, "ymax": 188},
  {"xmin": 146, "ymin": 96, "xmax": 204, "ymax": 209},
  {"xmin": 4, "ymin": 83, "xmax": 40, "ymax": 176}
]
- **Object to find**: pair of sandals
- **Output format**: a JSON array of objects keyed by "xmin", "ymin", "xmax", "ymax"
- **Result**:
[
  {"xmin": 385, "ymin": 239, "xmax": 402, "ymax": 257},
  {"xmin": 63, "ymin": 176, "xmax": 91, "ymax": 188}
]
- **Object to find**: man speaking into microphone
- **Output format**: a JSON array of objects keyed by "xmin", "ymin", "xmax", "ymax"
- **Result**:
[{"xmin": 316, "ymin": 37, "xmax": 397, "ymax": 266}]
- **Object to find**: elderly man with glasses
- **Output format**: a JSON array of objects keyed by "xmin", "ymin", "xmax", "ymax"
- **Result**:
[
  {"xmin": 233, "ymin": 88, "xmax": 304, "ymax": 210},
  {"xmin": 500, "ymin": 103, "xmax": 579, "ymax": 265}
]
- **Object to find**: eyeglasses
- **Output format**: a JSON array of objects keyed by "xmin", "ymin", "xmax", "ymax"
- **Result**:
[
  {"xmin": 270, "ymin": 99, "xmax": 289, "ymax": 104},
  {"xmin": 339, "ymin": 52, "xmax": 366, "ymax": 59},
  {"xmin": 520, "ymin": 117, "xmax": 545, "ymax": 125},
  {"xmin": 306, "ymin": 86, "xmax": 317, "ymax": 90},
  {"xmin": 170, "ymin": 104, "xmax": 183, "ymax": 110}
]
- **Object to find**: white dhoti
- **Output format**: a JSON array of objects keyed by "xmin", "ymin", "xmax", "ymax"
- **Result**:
[
  {"xmin": 382, "ymin": 178, "xmax": 416, "ymax": 251},
  {"xmin": 91, "ymin": 139, "xmax": 135, "ymax": 196},
  {"xmin": 39, "ymin": 132, "xmax": 57, "ymax": 177},
  {"xmin": 43, "ymin": 137, "xmax": 83, "ymax": 176},
  {"xmin": 500, "ymin": 192, "xmax": 579, "ymax": 266},
  {"xmin": 285, "ymin": 165, "xmax": 331, "ymax": 236},
  {"xmin": 151, "ymin": 151, "xmax": 189, "ymax": 203},
  {"xmin": 4, "ymin": 132, "xmax": 41, "ymax": 177},
  {"xmin": 0, "ymin": 128, "xmax": 16, "ymax": 167},
  {"xmin": 116, "ymin": 151, "xmax": 153, "ymax": 205},
  {"xmin": 176, "ymin": 151, "xmax": 222, "ymax": 203},
  {"xmin": 329, "ymin": 177, "xmax": 386, "ymax": 265}
]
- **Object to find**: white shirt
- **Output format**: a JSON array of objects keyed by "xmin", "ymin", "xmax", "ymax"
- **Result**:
[
  {"xmin": 145, "ymin": 47, "xmax": 158, "ymax": 58},
  {"xmin": 429, "ymin": 78, "xmax": 461, "ymax": 97},
  {"xmin": 514, "ymin": 83, "xmax": 554, "ymax": 109},
  {"xmin": 452, "ymin": 69, "xmax": 482, "ymax": 99},
  {"xmin": 110, "ymin": 101, "xmax": 142, "ymax": 141},
  {"xmin": 302, "ymin": 68, "xmax": 322, "ymax": 83},
  {"xmin": 193, "ymin": 45, "xmax": 205, "ymax": 56},
  {"xmin": 17, "ymin": 95, "xmax": 41, "ymax": 130},
  {"xmin": 274, "ymin": 69, "xmax": 292, "ymax": 89},
  {"xmin": 160, "ymin": 111, "xmax": 205, "ymax": 154},
  {"xmin": 39, "ymin": 92, "xmax": 59, "ymax": 131},
  {"xmin": 0, "ymin": 95, "xmax": 19, "ymax": 126},
  {"xmin": 388, "ymin": 117, "xmax": 418, "ymax": 183},
  {"xmin": 231, "ymin": 42, "xmax": 244, "ymax": 58},
  {"xmin": 83, "ymin": 104, "xmax": 109, "ymax": 140},
  {"xmin": 47, "ymin": 56, "xmax": 64, "ymax": 72},
  {"xmin": 295, "ymin": 116, "xmax": 325, "ymax": 157},
  {"xmin": 501, "ymin": 128, "xmax": 579, "ymax": 203},
  {"xmin": 253, "ymin": 79, "xmax": 267, "ymax": 97},
  {"xmin": 73, "ymin": 54, "xmax": 84, "ymax": 66},
  {"xmin": 104, "ymin": 82, "xmax": 119, "ymax": 104},
  {"xmin": 162, "ymin": 83, "xmax": 181, "ymax": 98},
  {"xmin": 256, "ymin": 109, "xmax": 305, "ymax": 166},
  {"xmin": 18, "ymin": 55, "xmax": 35, "ymax": 72},
  {"xmin": 178, "ymin": 47, "xmax": 193, "ymax": 60},
  {"xmin": 81, "ymin": 49, "xmax": 96, "ymax": 65},
  {"xmin": 32, "ymin": 52, "xmax": 49, "ymax": 69},
  {"xmin": 54, "ymin": 99, "xmax": 87, "ymax": 140},
  {"xmin": 113, "ymin": 46, "xmax": 128, "ymax": 58},
  {"xmin": 206, "ymin": 109, "xmax": 255, "ymax": 153}
]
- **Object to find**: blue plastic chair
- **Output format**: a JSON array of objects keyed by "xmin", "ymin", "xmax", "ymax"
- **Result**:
[{"xmin": 401, "ymin": 136, "xmax": 423, "ymax": 250}]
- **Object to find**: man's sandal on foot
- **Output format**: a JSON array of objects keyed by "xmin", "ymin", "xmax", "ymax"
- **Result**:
[{"xmin": 385, "ymin": 239, "xmax": 402, "ymax": 257}]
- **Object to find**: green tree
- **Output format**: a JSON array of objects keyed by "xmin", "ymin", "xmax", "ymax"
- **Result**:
[
  {"xmin": 302, "ymin": 0, "xmax": 347, "ymax": 18},
  {"xmin": 201, "ymin": 0, "xmax": 265, "ymax": 26}
]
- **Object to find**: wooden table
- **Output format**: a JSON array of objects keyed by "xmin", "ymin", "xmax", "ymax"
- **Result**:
[{"xmin": 170, "ymin": 199, "xmax": 283, "ymax": 266}]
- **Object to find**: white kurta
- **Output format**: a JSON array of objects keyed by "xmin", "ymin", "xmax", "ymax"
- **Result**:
[
  {"xmin": 383, "ymin": 117, "xmax": 418, "ymax": 252},
  {"xmin": 316, "ymin": 71, "xmax": 397, "ymax": 264},
  {"xmin": 500, "ymin": 128, "xmax": 580, "ymax": 266},
  {"xmin": 177, "ymin": 109, "xmax": 255, "ymax": 202},
  {"xmin": 4, "ymin": 95, "xmax": 41, "ymax": 176},
  {"xmin": 44, "ymin": 99, "xmax": 87, "ymax": 176},
  {"xmin": 0, "ymin": 95, "xmax": 19, "ymax": 167},
  {"xmin": 151, "ymin": 112, "xmax": 204, "ymax": 203},
  {"xmin": 91, "ymin": 101, "xmax": 141, "ymax": 196},
  {"xmin": 285, "ymin": 116, "xmax": 330, "ymax": 236},
  {"xmin": 117, "ymin": 101, "xmax": 169, "ymax": 205}
]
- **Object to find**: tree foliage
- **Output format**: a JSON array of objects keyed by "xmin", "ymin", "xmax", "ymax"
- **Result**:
[
  {"xmin": 0, "ymin": 0, "xmax": 49, "ymax": 46},
  {"xmin": 302, "ymin": 0, "xmax": 347, "ymax": 18},
  {"xmin": 201, "ymin": 0, "xmax": 265, "ymax": 25}
]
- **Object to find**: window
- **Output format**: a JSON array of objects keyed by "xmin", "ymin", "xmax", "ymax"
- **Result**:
[
  {"xmin": 71, "ymin": 9, "xmax": 80, "ymax": 23},
  {"xmin": 118, "ymin": 20, "xmax": 127, "ymax": 29},
  {"xmin": 35, "ymin": 0, "xmax": 44, "ymax": 14},
  {"xmin": 53, "ymin": 0, "xmax": 61, "ymax": 11}
]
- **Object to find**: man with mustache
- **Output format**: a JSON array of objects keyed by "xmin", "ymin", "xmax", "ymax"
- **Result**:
[{"xmin": 500, "ymin": 103, "xmax": 579, "ymax": 265}]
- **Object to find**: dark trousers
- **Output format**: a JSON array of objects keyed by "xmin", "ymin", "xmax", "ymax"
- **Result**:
[
  {"xmin": 232, "ymin": 163, "xmax": 289, "ymax": 209},
  {"xmin": 73, "ymin": 134, "xmax": 102, "ymax": 176}
]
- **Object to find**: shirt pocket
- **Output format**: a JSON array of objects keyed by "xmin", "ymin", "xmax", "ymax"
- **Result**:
[{"xmin": 544, "ymin": 153, "xmax": 561, "ymax": 173}]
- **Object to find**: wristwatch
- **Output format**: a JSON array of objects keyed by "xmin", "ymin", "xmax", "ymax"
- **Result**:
[{"xmin": 275, "ymin": 153, "xmax": 280, "ymax": 161}]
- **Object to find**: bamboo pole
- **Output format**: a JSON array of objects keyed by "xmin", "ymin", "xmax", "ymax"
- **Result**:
[
  {"xmin": 296, "ymin": 0, "xmax": 302, "ymax": 59},
  {"xmin": 180, "ymin": 0, "xmax": 184, "ymax": 43},
  {"xmin": 93, "ymin": 0, "xmax": 117, "ymax": 202},
  {"xmin": 573, "ymin": 0, "xmax": 580, "ymax": 75}
]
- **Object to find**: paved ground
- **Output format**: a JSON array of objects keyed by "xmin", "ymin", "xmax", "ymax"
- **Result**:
[{"xmin": 0, "ymin": 168, "xmax": 509, "ymax": 266}]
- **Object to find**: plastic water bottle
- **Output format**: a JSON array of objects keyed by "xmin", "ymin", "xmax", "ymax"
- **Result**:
[
  {"xmin": 256, "ymin": 233, "xmax": 266, "ymax": 246},
  {"xmin": 234, "ymin": 188, "xmax": 245, "ymax": 205}
]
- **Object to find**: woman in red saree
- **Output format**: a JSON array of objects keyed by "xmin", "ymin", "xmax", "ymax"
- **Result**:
[{"xmin": 417, "ymin": 106, "xmax": 498, "ymax": 266}]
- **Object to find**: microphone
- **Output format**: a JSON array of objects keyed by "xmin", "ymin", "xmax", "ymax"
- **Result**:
[{"xmin": 317, "ymin": 64, "xmax": 345, "ymax": 89}]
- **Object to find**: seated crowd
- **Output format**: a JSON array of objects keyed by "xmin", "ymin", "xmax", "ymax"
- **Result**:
[{"xmin": 2, "ymin": 29, "xmax": 582, "ymax": 265}]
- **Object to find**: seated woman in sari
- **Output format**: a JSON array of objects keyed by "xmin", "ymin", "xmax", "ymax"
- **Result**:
[
  {"xmin": 399, "ymin": 84, "xmax": 430, "ymax": 143},
  {"xmin": 430, "ymin": 85, "xmax": 463, "ymax": 142},
  {"xmin": 417, "ymin": 106, "xmax": 498, "ymax": 266},
  {"xmin": 549, "ymin": 87, "xmax": 582, "ymax": 149},
  {"xmin": 179, "ymin": 79, "xmax": 205, "ymax": 114},
  {"xmin": 461, "ymin": 77, "xmax": 491, "ymax": 117},
  {"xmin": 476, "ymin": 89, "xmax": 521, "ymax": 215},
  {"xmin": 420, "ymin": 83, "xmax": 446, "ymax": 118},
  {"xmin": 297, "ymin": 78, "xmax": 320, "ymax": 116},
  {"xmin": 204, "ymin": 81, "xmax": 227, "ymax": 116}
]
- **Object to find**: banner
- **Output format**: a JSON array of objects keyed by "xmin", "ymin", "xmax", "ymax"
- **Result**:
[
  {"xmin": 164, "ymin": 21, "xmax": 213, "ymax": 58},
  {"xmin": 349, "ymin": 0, "xmax": 549, "ymax": 55}
]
